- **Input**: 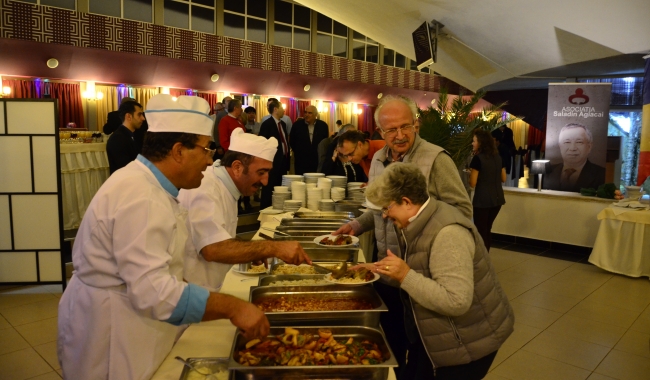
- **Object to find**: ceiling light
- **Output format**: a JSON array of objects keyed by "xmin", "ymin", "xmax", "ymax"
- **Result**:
[
  {"xmin": 377, "ymin": 93, "xmax": 383, "ymax": 99},
  {"xmin": 211, "ymin": 74, "xmax": 220, "ymax": 82},
  {"xmin": 46, "ymin": 58, "xmax": 59, "ymax": 68},
  {"xmin": 304, "ymin": 84, "xmax": 310, "ymax": 91},
  {"xmin": 431, "ymin": 99, "xmax": 436, "ymax": 105}
]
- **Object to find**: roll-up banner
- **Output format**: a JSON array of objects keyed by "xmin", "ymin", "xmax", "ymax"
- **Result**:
[
  {"xmin": 638, "ymin": 57, "xmax": 650, "ymax": 186},
  {"xmin": 544, "ymin": 83, "xmax": 611, "ymax": 192}
]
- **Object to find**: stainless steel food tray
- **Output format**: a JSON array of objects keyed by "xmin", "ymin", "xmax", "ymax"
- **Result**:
[
  {"xmin": 279, "ymin": 218, "xmax": 350, "ymax": 226},
  {"xmin": 269, "ymin": 262, "xmax": 335, "ymax": 275},
  {"xmin": 267, "ymin": 248, "xmax": 359, "ymax": 264},
  {"xmin": 178, "ymin": 357, "xmax": 231, "ymax": 380},
  {"xmin": 249, "ymin": 285, "xmax": 387, "ymax": 327},
  {"xmin": 293, "ymin": 211, "xmax": 356, "ymax": 219},
  {"xmin": 228, "ymin": 326, "xmax": 397, "ymax": 380},
  {"xmin": 273, "ymin": 228, "xmax": 334, "ymax": 238},
  {"xmin": 257, "ymin": 274, "xmax": 328, "ymax": 287}
]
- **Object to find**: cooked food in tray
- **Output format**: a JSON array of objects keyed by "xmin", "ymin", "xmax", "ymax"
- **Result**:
[
  {"xmin": 318, "ymin": 235, "xmax": 353, "ymax": 246},
  {"xmin": 268, "ymin": 278, "xmax": 330, "ymax": 286},
  {"xmin": 326, "ymin": 268, "xmax": 375, "ymax": 284},
  {"xmin": 271, "ymin": 264, "xmax": 335, "ymax": 275},
  {"xmin": 247, "ymin": 264, "xmax": 267, "ymax": 273},
  {"xmin": 253, "ymin": 294, "xmax": 374, "ymax": 312},
  {"xmin": 237, "ymin": 328, "xmax": 388, "ymax": 366}
]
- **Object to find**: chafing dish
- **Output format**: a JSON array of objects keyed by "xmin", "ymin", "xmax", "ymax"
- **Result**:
[
  {"xmin": 177, "ymin": 357, "xmax": 231, "ymax": 380},
  {"xmin": 273, "ymin": 227, "xmax": 334, "ymax": 238},
  {"xmin": 269, "ymin": 262, "xmax": 334, "ymax": 275},
  {"xmin": 228, "ymin": 326, "xmax": 397, "ymax": 380},
  {"xmin": 249, "ymin": 285, "xmax": 387, "ymax": 326},
  {"xmin": 293, "ymin": 211, "xmax": 356, "ymax": 219},
  {"xmin": 334, "ymin": 201, "xmax": 365, "ymax": 217},
  {"xmin": 278, "ymin": 218, "xmax": 350, "ymax": 228},
  {"xmin": 257, "ymin": 274, "xmax": 327, "ymax": 287},
  {"xmin": 268, "ymin": 248, "xmax": 359, "ymax": 264}
]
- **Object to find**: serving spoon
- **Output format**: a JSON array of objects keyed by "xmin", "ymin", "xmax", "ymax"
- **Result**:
[
  {"xmin": 174, "ymin": 356, "xmax": 218, "ymax": 379},
  {"xmin": 312, "ymin": 261, "xmax": 348, "ymax": 279}
]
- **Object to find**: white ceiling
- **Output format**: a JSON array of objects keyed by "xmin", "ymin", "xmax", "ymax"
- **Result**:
[{"xmin": 295, "ymin": 0, "xmax": 650, "ymax": 92}]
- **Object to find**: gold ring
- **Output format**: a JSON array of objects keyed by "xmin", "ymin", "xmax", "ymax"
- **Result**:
[{"xmin": 385, "ymin": 266, "xmax": 390, "ymax": 270}]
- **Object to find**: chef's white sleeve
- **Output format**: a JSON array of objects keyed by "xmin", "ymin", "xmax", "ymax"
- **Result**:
[{"xmin": 182, "ymin": 186, "xmax": 233, "ymax": 252}]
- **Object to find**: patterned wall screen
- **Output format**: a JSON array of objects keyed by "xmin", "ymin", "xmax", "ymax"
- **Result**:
[{"xmin": 0, "ymin": 99, "xmax": 64, "ymax": 284}]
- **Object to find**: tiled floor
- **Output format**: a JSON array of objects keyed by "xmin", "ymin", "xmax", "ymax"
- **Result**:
[{"xmin": 1, "ymin": 246, "xmax": 649, "ymax": 380}]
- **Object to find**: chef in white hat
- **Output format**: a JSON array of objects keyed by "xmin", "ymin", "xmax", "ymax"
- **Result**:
[
  {"xmin": 57, "ymin": 95, "xmax": 269, "ymax": 380},
  {"xmin": 179, "ymin": 128, "xmax": 311, "ymax": 292}
]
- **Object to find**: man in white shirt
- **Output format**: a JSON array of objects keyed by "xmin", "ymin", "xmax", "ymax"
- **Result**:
[{"xmin": 178, "ymin": 128, "xmax": 310, "ymax": 291}]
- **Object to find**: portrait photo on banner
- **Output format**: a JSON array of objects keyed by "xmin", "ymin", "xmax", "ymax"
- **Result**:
[{"xmin": 543, "ymin": 83, "xmax": 611, "ymax": 192}]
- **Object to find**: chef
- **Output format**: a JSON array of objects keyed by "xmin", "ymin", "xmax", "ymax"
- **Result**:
[
  {"xmin": 179, "ymin": 128, "xmax": 311, "ymax": 292},
  {"xmin": 57, "ymin": 95, "xmax": 269, "ymax": 380}
]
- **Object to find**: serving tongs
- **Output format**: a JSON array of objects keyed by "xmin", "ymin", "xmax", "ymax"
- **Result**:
[
  {"xmin": 312, "ymin": 261, "xmax": 348, "ymax": 279},
  {"xmin": 175, "ymin": 356, "xmax": 218, "ymax": 379},
  {"xmin": 261, "ymin": 227, "xmax": 292, "ymax": 237}
]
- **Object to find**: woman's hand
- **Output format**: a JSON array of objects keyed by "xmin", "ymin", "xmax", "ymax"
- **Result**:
[
  {"xmin": 350, "ymin": 263, "xmax": 377, "ymax": 273},
  {"xmin": 375, "ymin": 250, "xmax": 410, "ymax": 283}
]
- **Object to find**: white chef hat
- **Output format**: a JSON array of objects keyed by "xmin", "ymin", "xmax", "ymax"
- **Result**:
[
  {"xmin": 228, "ymin": 128, "xmax": 278, "ymax": 162},
  {"xmin": 145, "ymin": 94, "xmax": 213, "ymax": 136}
]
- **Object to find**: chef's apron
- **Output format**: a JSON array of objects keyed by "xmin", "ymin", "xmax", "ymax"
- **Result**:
[{"xmin": 58, "ymin": 208, "xmax": 189, "ymax": 380}]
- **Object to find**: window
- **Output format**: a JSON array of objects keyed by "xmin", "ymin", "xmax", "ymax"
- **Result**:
[
  {"xmin": 315, "ymin": 13, "xmax": 347, "ymax": 57},
  {"xmin": 273, "ymin": 0, "xmax": 310, "ymax": 51},
  {"xmin": 383, "ymin": 48, "xmax": 406, "ymax": 68},
  {"xmin": 351, "ymin": 31, "xmax": 378, "ymax": 63},
  {"xmin": 90, "ymin": 0, "xmax": 153, "ymax": 23},
  {"xmin": 164, "ymin": 0, "xmax": 214, "ymax": 34},
  {"xmin": 224, "ymin": 0, "xmax": 267, "ymax": 43},
  {"xmin": 17, "ymin": 0, "xmax": 75, "ymax": 10}
]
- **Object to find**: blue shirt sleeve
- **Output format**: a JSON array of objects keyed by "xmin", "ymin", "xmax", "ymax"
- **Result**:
[{"xmin": 165, "ymin": 283, "xmax": 210, "ymax": 326}]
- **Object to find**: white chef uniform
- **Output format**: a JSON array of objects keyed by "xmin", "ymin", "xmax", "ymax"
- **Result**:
[
  {"xmin": 179, "ymin": 128, "xmax": 277, "ymax": 291},
  {"xmin": 57, "ymin": 95, "xmax": 214, "ymax": 380}
]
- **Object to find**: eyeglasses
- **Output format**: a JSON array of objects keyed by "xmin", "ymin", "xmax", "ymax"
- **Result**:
[
  {"xmin": 196, "ymin": 144, "xmax": 216, "ymax": 157},
  {"xmin": 342, "ymin": 144, "xmax": 358, "ymax": 158},
  {"xmin": 381, "ymin": 202, "xmax": 395, "ymax": 216},
  {"xmin": 381, "ymin": 124, "xmax": 414, "ymax": 137}
]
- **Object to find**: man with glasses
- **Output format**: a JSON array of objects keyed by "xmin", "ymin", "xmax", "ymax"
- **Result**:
[
  {"xmin": 289, "ymin": 105, "xmax": 330, "ymax": 175},
  {"xmin": 58, "ymin": 95, "xmax": 271, "ymax": 379},
  {"xmin": 337, "ymin": 130, "xmax": 386, "ymax": 178},
  {"xmin": 179, "ymin": 128, "xmax": 311, "ymax": 292},
  {"xmin": 333, "ymin": 95, "xmax": 472, "ymax": 370}
]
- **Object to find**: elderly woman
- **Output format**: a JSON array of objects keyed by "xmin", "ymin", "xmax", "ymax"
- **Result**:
[{"xmin": 364, "ymin": 162, "xmax": 514, "ymax": 380}]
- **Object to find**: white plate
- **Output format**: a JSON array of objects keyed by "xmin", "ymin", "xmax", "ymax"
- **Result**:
[
  {"xmin": 313, "ymin": 234, "xmax": 360, "ymax": 247},
  {"xmin": 324, "ymin": 272, "xmax": 380, "ymax": 286},
  {"xmin": 232, "ymin": 268, "xmax": 268, "ymax": 276}
]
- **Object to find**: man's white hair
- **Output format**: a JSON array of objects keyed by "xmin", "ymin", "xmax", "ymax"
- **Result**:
[
  {"xmin": 373, "ymin": 95, "xmax": 418, "ymax": 130},
  {"xmin": 560, "ymin": 123, "xmax": 593, "ymax": 144}
]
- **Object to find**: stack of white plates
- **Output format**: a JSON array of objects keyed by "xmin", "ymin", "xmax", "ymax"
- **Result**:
[
  {"xmin": 291, "ymin": 181, "xmax": 306, "ymax": 204},
  {"xmin": 327, "ymin": 175, "xmax": 347, "ymax": 189},
  {"xmin": 307, "ymin": 187, "xmax": 323, "ymax": 211},
  {"xmin": 271, "ymin": 192, "xmax": 292, "ymax": 210},
  {"xmin": 347, "ymin": 182, "xmax": 365, "ymax": 201},
  {"xmin": 305, "ymin": 183, "xmax": 318, "ymax": 189},
  {"xmin": 274, "ymin": 186, "xmax": 290, "ymax": 194},
  {"xmin": 317, "ymin": 177, "xmax": 332, "ymax": 199},
  {"xmin": 282, "ymin": 174, "xmax": 304, "ymax": 187},
  {"xmin": 319, "ymin": 199, "xmax": 335, "ymax": 211},
  {"xmin": 331, "ymin": 187, "xmax": 346, "ymax": 201},
  {"xmin": 283, "ymin": 200, "xmax": 303, "ymax": 212},
  {"xmin": 303, "ymin": 172, "xmax": 325, "ymax": 184}
]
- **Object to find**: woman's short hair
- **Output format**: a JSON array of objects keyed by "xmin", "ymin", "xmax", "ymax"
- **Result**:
[
  {"xmin": 365, "ymin": 162, "xmax": 428, "ymax": 207},
  {"xmin": 474, "ymin": 129, "xmax": 498, "ymax": 156},
  {"xmin": 141, "ymin": 132, "xmax": 199, "ymax": 162}
]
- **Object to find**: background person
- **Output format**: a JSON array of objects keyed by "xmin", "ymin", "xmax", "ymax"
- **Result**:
[
  {"xmin": 106, "ymin": 100, "xmax": 145, "ymax": 174},
  {"xmin": 468, "ymin": 129, "xmax": 506, "ymax": 251},
  {"xmin": 289, "ymin": 105, "xmax": 329, "ymax": 175},
  {"xmin": 364, "ymin": 162, "xmax": 514, "ymax": 380},
  {"xmin": 218, "ymin": 98, "xmax": 245, "ymax": 151},
  {"xmin": 259, "ymin": 98, "xmax": 290, "ymax": 209},
  {"xmin": 337, "ymin": 130, "xmax": 386, "ymax": 178},
  {"xmin": 244, "ymin": 106, "xmax": 261, "ymax": 135}
]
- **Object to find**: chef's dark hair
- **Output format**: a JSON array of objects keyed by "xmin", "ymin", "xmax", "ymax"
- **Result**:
[
  {"xmin": 118, "ymin": 101, "xmax": 143, "ymax": 122},
  {"xmin": 141, "ymin": 132, "xmax": 199, "ymax": 162},
  {"xmin": 221, "ymin": 150, "xmax": 253, "ymax": 173}
]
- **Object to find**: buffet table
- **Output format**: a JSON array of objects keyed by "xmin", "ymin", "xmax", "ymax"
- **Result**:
[
  {"xmin": 151, "ymin": 218, "xmax": 396, "ymax": 380},
  {"xmin": 60, "ymin": 142, "xmax": 110, "ymax": 230},
  {"xmin": 588, "ymin": 206, "xmax": 650, "ymax": 278},
  {"xmin": 492, "ymin": 187, "xmax": 613, "ymax": 247}
]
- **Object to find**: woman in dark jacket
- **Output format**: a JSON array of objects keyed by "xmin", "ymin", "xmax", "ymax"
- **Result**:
[{"xmin": 469, "ymin": 129, "xmax": 506, "ymax": 251}]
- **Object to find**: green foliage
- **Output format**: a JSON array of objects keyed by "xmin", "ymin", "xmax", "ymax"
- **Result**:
[{"xmin": 418, "ymin": 88, "xmax": 520, "ymax": 168}]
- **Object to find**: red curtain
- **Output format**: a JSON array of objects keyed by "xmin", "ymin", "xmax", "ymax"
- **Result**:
[
  {"xmin": 197, "ymin": 92, "xmax": 218, "ymax": 114},
  {"xmin": 48, "ymin": 82, "xmax": 85, "ymax": 129},
  {"xmin": 2, "ymin": 79, "xmax": 42, "ymax": 98},
  {"xmin": 282, "ymin": 97, "xmax": 297, "ymax": 122},
  {"xmin": 297, "ymin": 100, "xmax": 311, "ymax": 119},
  {"xmin": 169, "ymin": 89, "xmax": 187, "ymax": 97},
  {"xmin": 357, "ymin": 105, "xmax": 377, "ymax": 132}
]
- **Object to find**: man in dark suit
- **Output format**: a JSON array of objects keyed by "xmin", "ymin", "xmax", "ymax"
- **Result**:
[
  {"xmin": 544, "ymin": 123, "xmax": 606, "ymax": 192},
  {"xmin": 289, "ymin": 105, "xmax": 329, "ymax": 175},
  {"xmin": 106, "ymin": 101, "xmax": 145, "ymax": 174},
  {"xmin": 103, "ymin": 97, "xmax": 148, "ymax": 153},
  {"xmin": 258, "ymin": 98, "xmax": 290, "ymax": 209}
]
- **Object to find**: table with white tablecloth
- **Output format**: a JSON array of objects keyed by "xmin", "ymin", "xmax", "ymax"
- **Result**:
[
  {"xmin": 60, "ymin": 142, "xmax": 109, "ymax": 230},
  {"xmin": 151, "ymin": 220, "xmax": 396, "ymax": 380},
  {"xmin": 588, "ymin": 206, "xmax": 650, "ymax": 278}
]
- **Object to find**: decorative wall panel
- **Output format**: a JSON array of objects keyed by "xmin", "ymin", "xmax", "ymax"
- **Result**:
[{"xmin": 0, "ymin": 0, "xmax": 467, "ymax": 94}]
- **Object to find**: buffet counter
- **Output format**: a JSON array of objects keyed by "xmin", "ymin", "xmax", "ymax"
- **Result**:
[
  {"xmin": 60, "ymin": 142, "xmax": 109, "ymax": 230},
  {"xmin": 151, "ymin": 218, "xmax": 396, "ymax": 380},
  {"xmin": 492, "ymin": 187, "xmax": 613, "ymax": 247}
]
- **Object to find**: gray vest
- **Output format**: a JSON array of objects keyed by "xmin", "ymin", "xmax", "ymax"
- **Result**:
[
  {"xmin": 473, "ymin": 153, "xmax": 506, "ymax": 208},
  {"xmin": 402, "ymin": 200, "xmax": 514, "ymax": 368},
  {"xmin": 368, "ymin": 135, "xmax": 444, "ymax": 263}
]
